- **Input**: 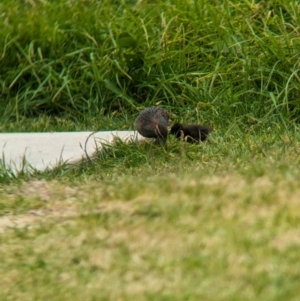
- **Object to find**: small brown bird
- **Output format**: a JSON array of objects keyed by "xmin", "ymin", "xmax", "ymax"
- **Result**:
[
  {"xmin": 170, "ymin": 122, "xmax": 213, "ymax": 143},
  {"xmin": 135, "ymin": 107, "xmax": 169, "ymax": 144}
]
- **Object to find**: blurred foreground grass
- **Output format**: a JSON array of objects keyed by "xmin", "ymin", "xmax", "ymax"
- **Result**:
[{"xmin": 0, "ymin": 129, "xmax": 300, "ymax": 300}]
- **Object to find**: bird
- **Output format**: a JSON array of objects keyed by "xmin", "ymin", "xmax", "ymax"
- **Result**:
[
  {"xmin": 135, "ymin": 107, "xmax": 169, "ymax": 145},
  {"xmin": 170, "ymin": 122, "xmax": 213, "ymax": 143}
]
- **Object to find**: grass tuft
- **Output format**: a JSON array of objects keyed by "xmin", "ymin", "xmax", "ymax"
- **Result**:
[{"xmin": 1, "ymin": 0, "xmax": 300, "ymax": 124}]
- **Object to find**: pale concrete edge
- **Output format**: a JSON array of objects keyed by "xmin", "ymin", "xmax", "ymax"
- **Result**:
[{"xmin": 0, "ymin": 131, "xmax": 146, "ymax": 174}]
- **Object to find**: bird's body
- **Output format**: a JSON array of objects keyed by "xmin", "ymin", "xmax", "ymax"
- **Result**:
[
  {"xmin": 135, "ymin": 107, "xmax": 169, "ymax": 144},
  {"xmin": 170, "ymin": 122, "xmax": 212, "ymax": 143}
]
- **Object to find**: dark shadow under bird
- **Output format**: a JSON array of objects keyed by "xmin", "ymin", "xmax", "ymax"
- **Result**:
[
  {"xmin": 170, "ymin": 122, "xmax": 213, "ymax": 143},
  {"xmin": 135, "ymin": 107, "xmax": 169, "ymax": 145}
]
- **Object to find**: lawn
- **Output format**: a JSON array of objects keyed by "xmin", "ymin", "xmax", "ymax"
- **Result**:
[
  {"xmin": 1, "ymin": 131, "xmax": 300, "ymax": 300},
  {"xmin": 1, "ymin": 0, "xmax": 300, "ymax": 300}
]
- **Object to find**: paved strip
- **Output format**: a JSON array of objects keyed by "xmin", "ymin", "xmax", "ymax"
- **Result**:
[{"xmin": 0, "ymin": 131, "xmax": 144, "ymax": 172}]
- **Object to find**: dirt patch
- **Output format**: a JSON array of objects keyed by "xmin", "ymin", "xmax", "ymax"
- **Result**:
[
  {"xmin": 21, "ymin": 180, "xmax": 52, "ymax": 202},
  {"xmin": 0, "ymin": 183, "xmax": 136, "ymax": 233},
  {"xmin": 0, "ymin": 207, "xmax": 78, "ymax": 233},
  {"xmin": 270, "ymin": 229, "xmax": 300, "ymax": 251}
]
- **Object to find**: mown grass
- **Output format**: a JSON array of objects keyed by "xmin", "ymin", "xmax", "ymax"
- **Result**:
[
  {"xmin": 1, "ymin": 127, "xmax": 300, "ymax": 300},
  {"xmin": 1, "ymin": 0, "xmax": 300, "ymax": 300},
  {"xmin": 1, "ymin": 130, "xmax": 300, "ymax": 300}
]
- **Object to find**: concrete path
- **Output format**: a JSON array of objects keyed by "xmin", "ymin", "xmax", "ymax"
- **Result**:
[{"xmin": 0, "ymin": 131, "xmax": 144, "ymax": 172}]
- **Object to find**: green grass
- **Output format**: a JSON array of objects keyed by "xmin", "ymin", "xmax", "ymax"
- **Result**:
[
  {"xmin": 1, "ymin": 128, "xmax": 300, "ymax": 300},
  {"xmin": 1, "ymin": 132, "xmax": 300, "ymax": 300},
  {"xmin": 1, "ymin": 0, "xmax": 300, "ymax": 124},
  {"xmin": 1, "ymin": 0, "xmax": 300, "ymax": 300}
]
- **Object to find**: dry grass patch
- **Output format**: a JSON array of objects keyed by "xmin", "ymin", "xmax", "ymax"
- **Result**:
[{"xmin": 0, "ymin": 169, "xmax": 300, "ymax": 300}]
